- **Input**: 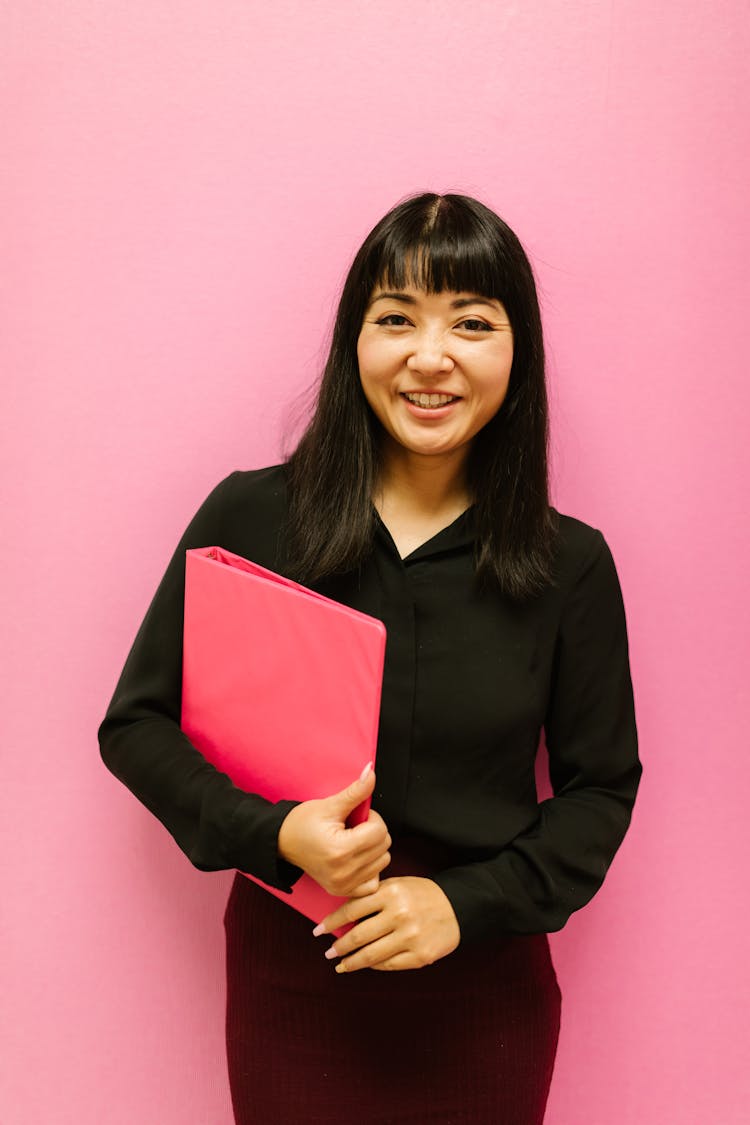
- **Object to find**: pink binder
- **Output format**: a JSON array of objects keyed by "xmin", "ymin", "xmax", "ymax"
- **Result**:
[{"xmin": 181, "ymin": 546, "xmax": 386, "ymax": 927}]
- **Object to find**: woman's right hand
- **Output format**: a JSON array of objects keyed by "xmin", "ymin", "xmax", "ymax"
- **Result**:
[{"xmin": 277, "ymin": 766, "xmax": 391, "ymax": 897}]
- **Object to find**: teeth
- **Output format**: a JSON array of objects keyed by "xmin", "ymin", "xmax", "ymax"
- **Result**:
[{"xmin": 404, "ymin": 392, "xmax": 456, "ymax": 407}]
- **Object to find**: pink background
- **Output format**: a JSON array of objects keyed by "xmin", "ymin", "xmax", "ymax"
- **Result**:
[{"xmin": 3, "ymin": 2, "xmax": 748, "ymax": 1121}]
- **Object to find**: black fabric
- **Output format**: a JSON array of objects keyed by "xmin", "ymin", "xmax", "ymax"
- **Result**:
[
  {"xmin": 98, "ymin": 464, "xmax": 641, "ymax": 942},
  {"xmin": 224, "ymin": 871, "xmax": 561, "ymax": 1125}
]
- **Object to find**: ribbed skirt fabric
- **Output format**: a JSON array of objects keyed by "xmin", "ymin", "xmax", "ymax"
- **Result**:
[{"xmin": 224, "ymin": 873, "xmax": 561, "ymax": 1124}]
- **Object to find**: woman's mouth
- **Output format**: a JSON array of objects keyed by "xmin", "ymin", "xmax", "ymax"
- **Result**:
[{"xmin": 401, "ymin": 392, "xmax": 460, "ymax": 409}]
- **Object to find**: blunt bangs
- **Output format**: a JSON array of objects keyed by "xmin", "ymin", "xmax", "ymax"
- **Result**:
[{"xmin": 364, "ymin": 194, "xmax": 523, "ymax": 311}]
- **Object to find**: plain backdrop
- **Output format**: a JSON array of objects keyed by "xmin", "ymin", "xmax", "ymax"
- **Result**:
[{"xmin": 2, "ymin": 2, "xmax": 749, "ymax": 1122}]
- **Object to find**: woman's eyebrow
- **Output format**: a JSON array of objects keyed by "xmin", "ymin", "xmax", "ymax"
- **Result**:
[
  {"xmin": 367, "ymin": 292, "xmax": 501, "ymax": 310},
  {"xmin": 450, "ymin": 296, "xmax": 502, "ymax": 310},
  {"xmin": 368, "ymin": 291, "xmax": 417, "ymax": 307}
]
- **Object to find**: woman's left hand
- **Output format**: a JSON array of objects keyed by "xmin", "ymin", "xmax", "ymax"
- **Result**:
[{"xmin": 314, "ymin": 876, "xmax": 460, "ymax": 972}]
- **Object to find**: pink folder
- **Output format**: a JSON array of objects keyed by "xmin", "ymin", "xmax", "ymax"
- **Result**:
[{"xmin": 181, "ymin": 546, "xmax": 386, "ymax": 928}]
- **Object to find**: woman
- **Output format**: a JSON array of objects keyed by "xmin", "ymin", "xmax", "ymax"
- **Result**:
[{"xmin": 99, "ymin": 193, "xmax": 641, "ymax": 1124}]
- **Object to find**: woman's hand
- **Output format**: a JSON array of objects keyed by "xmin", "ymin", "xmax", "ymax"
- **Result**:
[
  {"xmin": 314, "ymin": 876, "xmax": 461, "ymax": 972},
  {"xmin": 277, "ymin": 766, "xmax": 391, "ymax": 897}
]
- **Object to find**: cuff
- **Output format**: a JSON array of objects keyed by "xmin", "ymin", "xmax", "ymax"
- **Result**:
[
  {"xmin": 431, "ymin": 868, "xmax": 509, "ymax": 945},
  {"xmin": 227, "ymin": 796, "xmax": 304, "ymax": 892}
]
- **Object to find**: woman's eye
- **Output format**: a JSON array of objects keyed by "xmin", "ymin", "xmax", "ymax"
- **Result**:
[
  {"xmin": 458, "ymin": 318, "xmax": 493, "ymax": 332},
  {"xmin": 376, "ymin": 314, "xmax": 410, "ymax": 327}
]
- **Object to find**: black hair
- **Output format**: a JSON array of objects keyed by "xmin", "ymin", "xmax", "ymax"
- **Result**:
[{"xmin": 286, "ymin": 192, "xmax": 558, "ymax": 600}]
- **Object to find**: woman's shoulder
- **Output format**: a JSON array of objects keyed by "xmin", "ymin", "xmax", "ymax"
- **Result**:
[
  {"xmin": 220, "ymin": 463, "xmax": 289, "ymax": 502},
  {"xmin": 548, "ymin": 507, "xmax": 616, "ymax": 589},
  {"xmin": 202, "ymin": 464, "xmax": 290, "ymax": 565}
]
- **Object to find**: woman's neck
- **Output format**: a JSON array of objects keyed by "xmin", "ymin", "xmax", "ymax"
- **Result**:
[{"xmin": 374, "ymin": 444, "xmax": 472, "ymax": 557}]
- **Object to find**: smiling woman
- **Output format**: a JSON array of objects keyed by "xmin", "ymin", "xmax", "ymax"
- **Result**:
[
  {"xmin": 356, "ymin": 287, "xmax": 515, "ymax": 555},
  {"xmin": 287, "ymin": 193, "xmax": 555, "ymax": 599},
  {"xmin": 358, "ymin": 289, "xmax": 514, "ymax": 455},
  {"xmin": 99, "ymin": 192, "xmax": 641, "ymax": 1124}
]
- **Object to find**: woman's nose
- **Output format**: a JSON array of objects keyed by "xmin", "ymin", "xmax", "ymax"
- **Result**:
[{"xmin": 406, "ymin": 332, "xmax": 454, "ymax": 376}]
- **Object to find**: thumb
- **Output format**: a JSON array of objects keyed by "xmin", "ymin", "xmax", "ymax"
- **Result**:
[{"xmin": 326, "ymin": 762, "xmax": 375, "ymax": 818}]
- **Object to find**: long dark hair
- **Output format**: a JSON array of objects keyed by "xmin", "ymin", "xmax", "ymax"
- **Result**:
[{"xmin": 286, "ymin": 192, "xmax": 558, "ymax": 600}]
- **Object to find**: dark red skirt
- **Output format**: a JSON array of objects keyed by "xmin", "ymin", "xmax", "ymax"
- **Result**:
[{"xmin": 224, "ymin": 873, "xmax": 560, "ymax": 1124}]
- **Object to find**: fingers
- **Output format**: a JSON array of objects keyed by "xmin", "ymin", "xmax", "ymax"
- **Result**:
[
  {"xmin": 313, "ymin": 876, "xmax": 461, "ymax": 974},
  {"xmin": 366, "ymin": 808, "xmax": 388, "ymax": 832},
  {"xmin": 324, "ymin": 948, "xmax": 415, "ymax": 972},
  {"xmin": 346, "ymin": 812, "xmax": 390, "ymax": 853},
  {"xmin": 368, "ymin": 953, "xmax": 416, "ymax": 972},
  {"xmin": 323, "ymin": 802, "xmax": 390, "ymax": 878},
  {"xmin": 317, "ymin": 817, "xmax": 389, "ymax": 896},
  {"xmin": 315, "ymin": 887, "xmax": 381, "ymax": 935},
  {"xmin": 324, "ymin": 912, "xmax": 390, "ymax": 960},
  {"xmin": 334, "ymin": 935, "xmax": 402, "ymax": 974},
  {"xmin": 348, "ymin": 848, "xmax": 392, "ymax": 897},
  {"xmin": 322, "ymin": 908, "xmax": 401, "ymax": 973},
  {"xmin": 326, "ymin": 762, "xmax": 375, "ymax": 818},
  {"xmin": 324, "ymin": 914, "xmax": 415, "ymax": 973},
  {"xmin": 349, "ymin": 877, "xmax": 379, "ymax": 898},
  {"xmin": 317, "ymin": 839, "xmax": 390, "ymax": 897},
  {"xmin": 277, "ymin": 774, "xmax": 390, "ymax": 894}
]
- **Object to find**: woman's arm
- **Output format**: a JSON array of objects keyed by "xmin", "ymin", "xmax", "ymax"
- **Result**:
[
  {"xmin": 99, "ymin": 472, "xmax": 391, "ymax": 895},
  {"xmin": 98, "ymin": 474, "xmax": 302, "ymax": 888},
  {"xmin": 317, "ymin": 530, "xmax": 641, "ymax": 965},
  {"xmin": 432, "ymin": 530, "xmax": 642, "ymax": 942}
]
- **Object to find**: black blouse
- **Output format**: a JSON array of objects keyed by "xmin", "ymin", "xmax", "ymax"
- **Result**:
[{"xmin": 98, "ymin": 465, "xmax": 641, "ymax": 944}]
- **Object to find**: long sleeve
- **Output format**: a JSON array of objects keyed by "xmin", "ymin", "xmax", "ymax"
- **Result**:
[
  {"xmin": 98, "ymin": 472, "xmax": 301, "ymax": 890},
  {"xmin": 432, "ymin": 531, "xmax": 641, "ymax": 942}
]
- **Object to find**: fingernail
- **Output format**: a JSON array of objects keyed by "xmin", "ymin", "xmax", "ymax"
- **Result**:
[
  {"xmin": 335, "ymin": 962, "xmax": 346, "ymax": 974},
  {"xmin": 312, "ymin": 923, "xmax": 327, "ymax": 937},
  {"xmin": 359, "ymin": 761, "xmax": 373, "ymax": 780},
  {"xmin": 324, "ymin": 945, "xmax": 338, "ymax": 960}
]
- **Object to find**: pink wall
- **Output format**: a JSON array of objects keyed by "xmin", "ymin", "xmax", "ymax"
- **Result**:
[{"xmin": 3, "ymin": 2, "xmax": 748, "ymax": 1121}]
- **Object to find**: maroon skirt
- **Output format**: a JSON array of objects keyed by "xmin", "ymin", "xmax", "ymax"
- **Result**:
[{"xmin": 224, "ymin": 873, "xmax": 560, "ymax": 1124}]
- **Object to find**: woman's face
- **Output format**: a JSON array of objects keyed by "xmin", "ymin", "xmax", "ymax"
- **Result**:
[{"xmin": 356, "ymin": 286, "xmax": 514, "ymax": 465}]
